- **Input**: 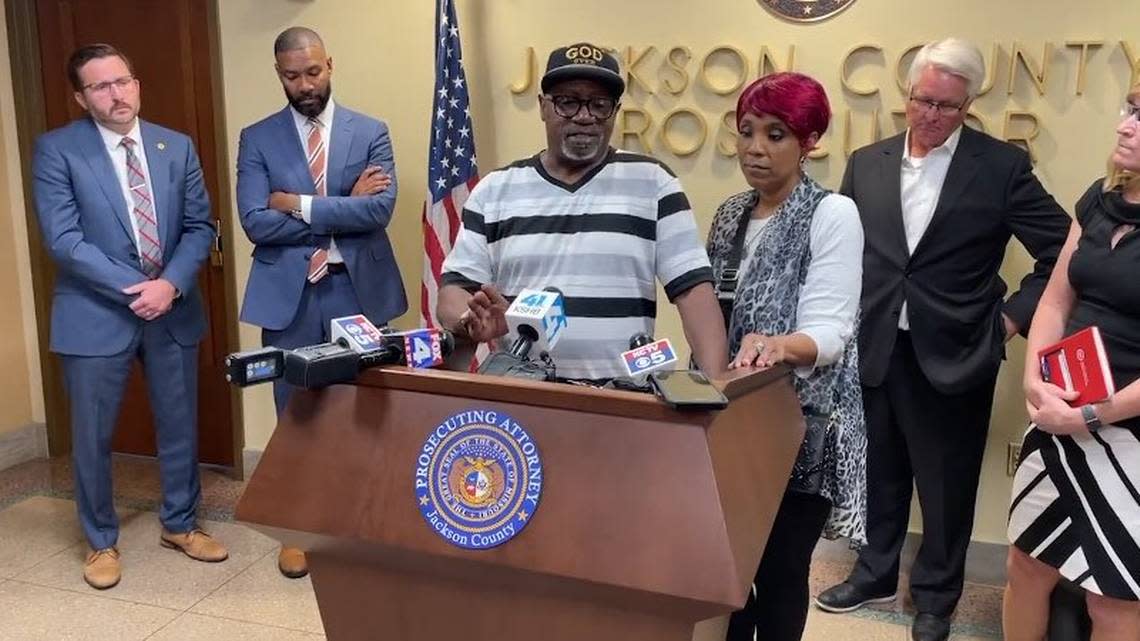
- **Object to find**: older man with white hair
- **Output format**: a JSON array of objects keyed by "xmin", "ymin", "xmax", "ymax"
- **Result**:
[{"xmin": 814, "ymin": 38, "xmax": 1070, "ymax": 641}]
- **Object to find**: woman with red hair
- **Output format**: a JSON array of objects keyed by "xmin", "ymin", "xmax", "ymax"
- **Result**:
[{"xmin": 707, "ymin": 72, "xmax": 867, "ymax": 641}]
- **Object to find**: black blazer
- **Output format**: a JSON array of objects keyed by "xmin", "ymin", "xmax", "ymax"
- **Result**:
[{"xmin": 842, "ymin": 126, "xmax": 1070, "ymax": 394}]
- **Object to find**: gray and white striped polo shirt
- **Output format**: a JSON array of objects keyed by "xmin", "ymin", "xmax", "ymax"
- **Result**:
[{"xmin": 442, "ymin": 148, "xmax": 713, "ymax": 380}]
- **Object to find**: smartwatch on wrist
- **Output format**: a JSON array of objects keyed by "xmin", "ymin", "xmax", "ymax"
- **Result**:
[{"xmin": 1080, "ymin": 404, "xmax": 1103, "ymax": 432}]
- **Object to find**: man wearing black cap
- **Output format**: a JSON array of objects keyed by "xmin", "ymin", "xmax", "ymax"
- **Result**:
[{"xmin": 437, "ymin": 42, "xmax": 727, "ymax": 380}]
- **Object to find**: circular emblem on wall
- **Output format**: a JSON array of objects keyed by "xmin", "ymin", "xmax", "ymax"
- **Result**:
[
  {"xmin": 414, "ymin": 409, "xmax": 543, "ymax": 550},
  {"xmin": 759, "ymin": 0, "xmax": 857, "ymax": 22}
]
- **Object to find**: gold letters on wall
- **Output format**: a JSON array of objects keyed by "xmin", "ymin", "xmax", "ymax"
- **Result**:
[
  {"xmin": 1122, "ymin": 41, "xmax": 1140, "ymax": 88},
  {"xmin": 507, "ymin": 41, "xmax": 1138, "ymax": 161}
]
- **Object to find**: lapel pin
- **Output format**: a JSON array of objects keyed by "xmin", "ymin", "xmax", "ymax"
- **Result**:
[{"xmin": 157, "ymin": 142, "xmax": 166, "ymax": 150}]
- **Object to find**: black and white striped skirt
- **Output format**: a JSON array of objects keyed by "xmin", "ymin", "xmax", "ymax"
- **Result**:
[{"xmin": 1008, "ymin": 424, "xmax": 1140, "ymax": 601}]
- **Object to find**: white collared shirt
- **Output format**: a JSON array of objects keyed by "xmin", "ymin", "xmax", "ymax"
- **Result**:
[
  {"xmin": 897, "ymin": 125, "xmax": 962, "ymax": 330},
  {"xmin": 290, "ymin": 99, "xmax": 342, "ymax": 263},
  {"xmin": 96, "ymin": 119, "xmax": 154, "ymax": 267}
]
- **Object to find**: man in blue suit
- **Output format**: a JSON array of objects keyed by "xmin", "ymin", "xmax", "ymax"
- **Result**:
[
  {"xmin": 32, "ymin": 43, "xmax": 227, "ymax": 590},
  {"xmin": 236, "ymin": 27, "xmax": 406, "ymax": 578}
]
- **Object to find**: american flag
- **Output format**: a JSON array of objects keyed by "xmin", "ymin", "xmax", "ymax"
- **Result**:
[{"xmin": 420, "ymin": 0, "xmax": 487, "ymax": 367}]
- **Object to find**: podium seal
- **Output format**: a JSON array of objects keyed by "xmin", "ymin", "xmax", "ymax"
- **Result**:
[{"xmin": 414, "ymin": 409, "xmax": 543, "ymax": 549}]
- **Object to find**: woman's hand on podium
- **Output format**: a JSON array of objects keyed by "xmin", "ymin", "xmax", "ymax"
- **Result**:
[{"xmin": 729, "ymin": 332, "xmax": 785, "ymax": 370}]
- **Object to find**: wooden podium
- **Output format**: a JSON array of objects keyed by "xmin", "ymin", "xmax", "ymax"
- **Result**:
[{"xmin": 236, "ymin": 365, "xmax": 805, "ymax": 641}]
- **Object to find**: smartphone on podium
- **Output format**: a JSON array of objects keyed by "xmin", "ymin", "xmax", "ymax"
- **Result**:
[{"xmin": 650, "ymin": 370, "xmax": 729, "ymax": 410}]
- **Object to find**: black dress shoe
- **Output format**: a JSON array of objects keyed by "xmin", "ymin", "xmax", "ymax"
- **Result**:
[
  {"xmin": 814, "ymin": 581, "xmax": 897, "ymax": 613},
  {"xmin": 911, "ymin": 612, "xmax": 951, "ymax": 641}
]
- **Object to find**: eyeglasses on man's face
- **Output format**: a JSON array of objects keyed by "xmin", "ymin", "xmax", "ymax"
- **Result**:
[
  {"xmin": 83, "ymin": 75, "xmax": 135, "ymax": 96},
  {"xmin": 1121, "ymin": 102, "xmax": 1140, "ymax": 121},
  {"xmin": 908, "ymin": 94, "xmax": 967, "ymax": 117},
  {"xmin": 543, "ymin": 94, "xmax": 617, "ymax": 120}
]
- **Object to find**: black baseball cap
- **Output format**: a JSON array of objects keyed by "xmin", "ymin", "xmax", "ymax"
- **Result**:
[{"xmin": 541, "ymin": 42, "xmax": 624, "ymax": 98}]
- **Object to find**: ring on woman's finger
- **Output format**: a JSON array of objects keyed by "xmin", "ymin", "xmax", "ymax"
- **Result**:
[{"xmin": 753, "ymin": 340, "xmax": 765, "ymax": 353}]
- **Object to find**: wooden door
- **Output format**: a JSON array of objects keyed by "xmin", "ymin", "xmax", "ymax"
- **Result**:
[{"xmin": 28, "ymin": 0, "xmax": 236, "ymax": 465}]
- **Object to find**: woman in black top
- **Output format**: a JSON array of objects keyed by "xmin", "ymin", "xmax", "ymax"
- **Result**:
[{"xmin": 1004, "ymin": 88, "xmax": 1140, "ymax": 640}]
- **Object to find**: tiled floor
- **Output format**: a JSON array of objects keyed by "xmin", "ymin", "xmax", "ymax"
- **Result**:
[{"xmin": 0, "ymin": 457, "xmax": 1003, "ymax": 640}]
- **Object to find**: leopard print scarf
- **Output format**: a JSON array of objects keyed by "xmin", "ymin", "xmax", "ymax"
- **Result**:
[{"xmin": 707, "ymin": 175, "xmax": 867, "ymax": 544}]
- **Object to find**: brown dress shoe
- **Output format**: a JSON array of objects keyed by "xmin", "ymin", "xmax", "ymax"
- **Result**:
[
  {"xmin": 160, "ymin": 528, "xmax": 228, "ymax": 562},
  {"xmin": 278, "ymin": 546, "xmax": 308, "ymax": 578},
  {"xmin": 84, "ymin": 547, "xmax": 121, "ymax": 589}
]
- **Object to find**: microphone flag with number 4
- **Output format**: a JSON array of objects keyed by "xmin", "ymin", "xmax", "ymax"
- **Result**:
[{"xmin": 403, "ymin": 329, "xmax": 446, "ymax": 368}]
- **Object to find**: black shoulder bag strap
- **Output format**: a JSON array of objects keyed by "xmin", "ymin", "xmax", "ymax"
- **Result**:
[{"xmin": 715, "ymin": 212, "xmax": 754, "ymax": 329}]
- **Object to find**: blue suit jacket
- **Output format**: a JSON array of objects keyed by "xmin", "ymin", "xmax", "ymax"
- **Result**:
[
  {"xmin": 32, "ymin": 117, "xmax": 214, "ymax": 356},
  {"xmin": 236, "ymin": 104, "xmax": 407, "ymax": 330}
]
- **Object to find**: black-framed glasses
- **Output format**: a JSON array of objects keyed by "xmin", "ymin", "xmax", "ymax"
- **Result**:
[
  {"xmin": 1121, "ymin": 102, "xmax": 1140, "ymax": 120},
  {"xmin": 542, "ymin": 94, "xmax": 617, "ymax": 120},
  {"xmin": 83, "ymin": 75, "xmax": 135, "ymax": 95},
  {"xmin": 908, "ymin": 94, "xmax": 966, "ymax": 116}
]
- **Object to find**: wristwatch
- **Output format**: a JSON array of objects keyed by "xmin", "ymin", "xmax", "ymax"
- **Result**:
[{"xmin": 1080, "ymin": 404, "xmax": 1103, "ymax": 432}]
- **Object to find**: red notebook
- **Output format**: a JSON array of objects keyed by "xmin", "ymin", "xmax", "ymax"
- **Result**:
[{"xmin": 1038, "ymin": 326, "xmax": 1116, "ymax": 406}]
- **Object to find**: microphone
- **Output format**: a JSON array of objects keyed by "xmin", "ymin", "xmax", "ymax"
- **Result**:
[
  {"xmin": 225, "ymin": 342, "xmax": 361, "ymax": 389},
  {"xmin": 629, "ymin": 332, "xmax": 653, "ymax": 350},
  {"xmin": 479, "ymin": 286, "xmax": 566, "ymax": 381},
  {"xmin": 605, "ymin": 332, "xmax": 680, "ymax": 393},
  {"xmin": 504, "ymin": 286, "xmax": 568, "ymax": 358},
  {"xmin": 224, "ymin": 347, "xmax": 286, "ymax": 387},
  {"xmin": 330, "ymin": 314, "xmax": 386, "ymax": 354},
  {"xmin": 283, "ymin": 341, "xmax": 360, "ymax": 388},
  {"xmin": 619, "ymin": 332, "xmax": 679, "ymax": 378},
  {"xmin": 359, "ymin": 329, "xmax": 456, "ymax": 369},
  {"xmin": 283, "ymin": 330, "xmax": 457, "ymax": 389},
  {"xmin": 223, "ymin": 319, "xmax": 457, "ymax": 390},
  {"xmin": 331, "ymin": 314, "xmax": 454, "ymax": 368}
]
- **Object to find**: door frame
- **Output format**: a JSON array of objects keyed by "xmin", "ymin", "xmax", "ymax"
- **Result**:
[{"xmin": 3, "ymin": 0, "xmax": 246, "ymax": 476}]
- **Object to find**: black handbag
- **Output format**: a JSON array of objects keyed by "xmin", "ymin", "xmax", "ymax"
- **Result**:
[{"xmin": 714, "ymin": 210, "xmax": 831, "ymax": 496}]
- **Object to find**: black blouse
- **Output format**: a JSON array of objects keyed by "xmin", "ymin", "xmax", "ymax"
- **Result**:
[{"xmin": 1067, "ymin": 179, "xmax": 1140, "ymax": 431}]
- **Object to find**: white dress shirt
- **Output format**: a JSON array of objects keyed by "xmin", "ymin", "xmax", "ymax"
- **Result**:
[
  {"xmin": 290, "ymin": 99, "xmax": 343, "ymax": 263},
  {"xmin": 739, "ymin": 193, "xmax": 865, "ymax": 377},
  {"xmin": 897, "ymin": 125, "xmax": 962, "ymax": 329},
  {"xmin": 96, "ymin": 119, "xmax": 154, "ymax": 271}
]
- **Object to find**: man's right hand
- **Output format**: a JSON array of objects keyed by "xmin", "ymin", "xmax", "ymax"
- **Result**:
[
  {"xmin": 461, "ymin": 284, "xmax": 510, "ymax": 343},
  {"xmin": 351, "ymin": 166, "xmax": 391, "ymax": 197}
]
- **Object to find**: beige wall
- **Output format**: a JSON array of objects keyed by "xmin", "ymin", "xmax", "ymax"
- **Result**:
[
  {"xmin": 0, "ymin": 0, "xmax": 1133, "ymax": 541},
  {"xmin": 0, "ymin": 1, "xmax": 45, "ymax": 435}
]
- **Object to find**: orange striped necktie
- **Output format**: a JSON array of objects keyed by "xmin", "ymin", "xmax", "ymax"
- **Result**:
[
  {"xmin": 305, "ymin": 117, "xmax": 328, "ymax": 283},
  {"xmin": 306, "ymin": 117, "xmax": 326, "ymax": 196}
]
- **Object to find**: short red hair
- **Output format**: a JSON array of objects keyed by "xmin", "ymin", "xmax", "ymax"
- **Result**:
[{"xmin": 736, "ymin": 72, "xmax": 831, "ymax": 150}]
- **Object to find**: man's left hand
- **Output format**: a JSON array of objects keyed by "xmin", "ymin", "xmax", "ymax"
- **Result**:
[
  {"xmin": 269, "ymin": 191, "xmax": 301, "ymax": 215},
  {"xmin": 123, "ymin": 278, "xmax": 177, "ymax": 321},
  {"xmin": 1003, "ymin": 313, "xmax": 1019, "ymax": 343}
]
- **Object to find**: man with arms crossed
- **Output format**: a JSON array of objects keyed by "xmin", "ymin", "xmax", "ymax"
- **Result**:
[{"xmin": 236, "ymin": 27, "xmax": 403, "ymax": 579}]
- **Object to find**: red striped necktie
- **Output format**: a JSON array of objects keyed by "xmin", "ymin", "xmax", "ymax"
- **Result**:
[{"xmin": 121, "ymin": 137, "xmax": 162, "ymax": 278}]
